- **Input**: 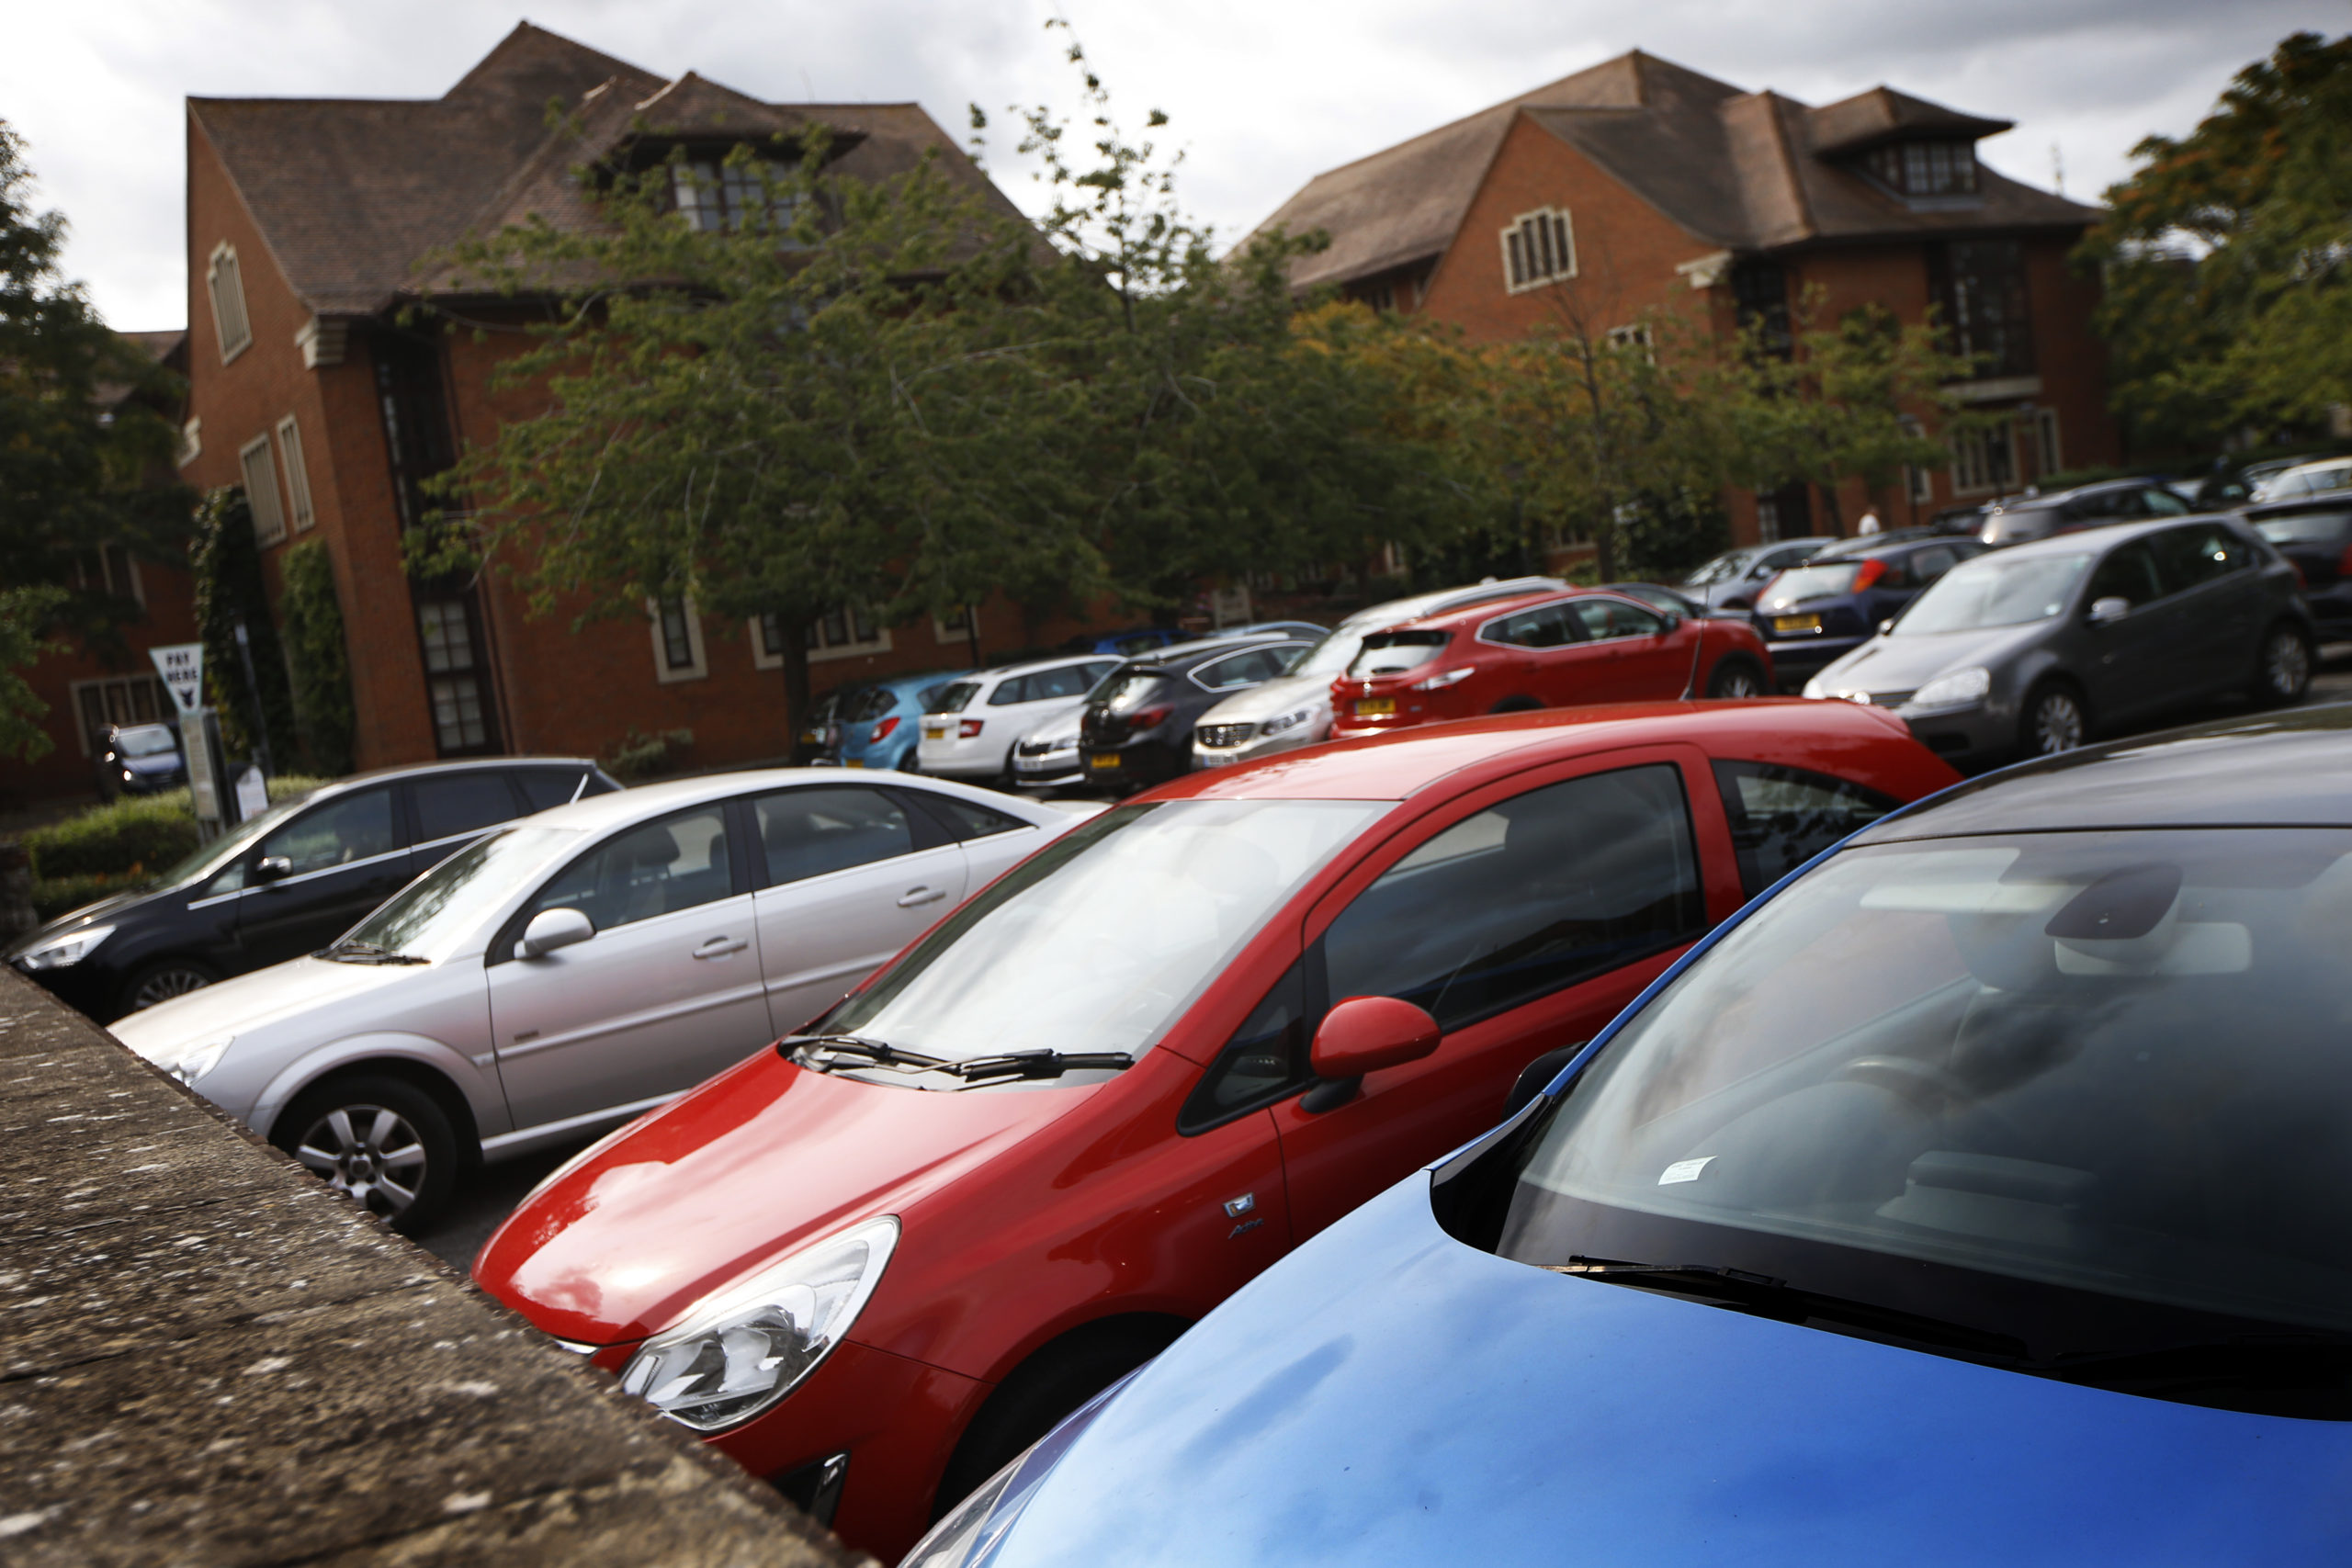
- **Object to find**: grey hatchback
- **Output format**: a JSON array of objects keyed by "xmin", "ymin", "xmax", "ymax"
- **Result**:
[
  {"xmin": 1804, "ymin": 514, "xmax": 2312, "ymax": 767},
  {"xmin": 1977, "ymin": 478, "xmax": 2192, "ymax": 547}
]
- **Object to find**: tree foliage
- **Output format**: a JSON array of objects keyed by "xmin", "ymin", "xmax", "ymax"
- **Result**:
[
  {"xmin": 0, "ymin": 586, "xmax": 65, "ymax": 761},
  {"xmin": 190, "ymin": 487, "xmax": 299, "ymax": 765},
  {"xmin": 279, "ymin": 539, "xmax": 355, "ymax": 774},
  {"xmin": 2081, "ymin": 29, "xmax": 2352, "ymax": 448}
]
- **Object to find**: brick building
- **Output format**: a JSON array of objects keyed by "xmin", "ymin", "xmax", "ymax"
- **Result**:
[
  {"xmin": 175, "ymin": 24, "xmax": 1051, "ymax": 776},
  {"xmin": 1248, "ymin": 51, "xmax": 2117, "ymax": 545}
]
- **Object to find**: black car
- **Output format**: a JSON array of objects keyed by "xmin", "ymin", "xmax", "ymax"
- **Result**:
[
  {"xmin": 1978, "ymin": 479, "xmax": 2194, "ymax": 547},
  {"xmin": 2249, "ymin": 497, "xmax": 2352, "ymax": 639},
  {"xmin": 1079, "ymin": 635, "xmax": 1313, "ymax": 790},
  {"xmin": 1751, "ymin": 533, "xmax": 1986, "ymax": 688},
  {"xmin": 6, "ymin": 757, "xmax": 620, "ymax": 1021},
  {"xmin": 98, "ymin": 721, "xmax": 187, "ymax": 797}
]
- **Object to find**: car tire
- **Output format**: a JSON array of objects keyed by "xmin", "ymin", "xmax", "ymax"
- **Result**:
[
  {"xmin": 118, "ymin": 956, "xmax": 221, "ymax": 1017},
  {"xmin": 271, "ymin": 1074, "xmax": 459, "ymax": 1235},
  {"xmin": 931, "ymin": 1318, "xmax": 1185, "ymax": 1523},
  {"xmin": 2252, "ymin": 619, "xmax": 2313, "ymax": 707},
  {"xmin": 1705, "ymin": 657, "xmax": 1766, "ymax": 700},
  {"xmin": 2018, "ymin": 680, "xmax": 2090, "ymax": 759}
]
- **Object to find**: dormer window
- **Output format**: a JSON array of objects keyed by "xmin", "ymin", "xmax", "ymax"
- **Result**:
[
  {"xmin": 669, "ymin": 158, "xmax": 806, "ymax": 239},
  {"xmin": 1861, "ymin": 140, "xmax": 1977, "ymax": 198},
  {"xmin": 1501, "ymin": 208, "xmax": 1577, "ymax": 293}
]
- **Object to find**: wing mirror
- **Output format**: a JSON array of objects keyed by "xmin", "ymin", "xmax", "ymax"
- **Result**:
[
  {"xmin": 1504, "ymin": 1042, "xmax": 1589, "ymax": 1120},
  {"xmin": 254, "ymin": 855, "xmax": 294, "ymax": 884},
  {"xmin": 517, "ymin": 907, "xmax": 594, "ymax": 960},
  {"xmin": 2088, "ymin": 596, "xmax": 2132, "ymax": 626},
  {"xmin": 1301, "ymin": 995, "xmax": 1442, "ymax": 1112}
]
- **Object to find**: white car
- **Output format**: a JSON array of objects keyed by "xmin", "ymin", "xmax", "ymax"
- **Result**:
[
  {"xmin": 110, "ymin": 770, "xmax": 1098, "ymax": 1232},
  {"xmin": 1191, "ymin": 577, "xmax": 1564, "ymax": 770},
  {"xmin": 2251, "ymin": 457, "xmax": 2352, "ymax": 505},
  {"xmin": 915, "ymin": 654, "xmax": 1120, "ymax": 782}
]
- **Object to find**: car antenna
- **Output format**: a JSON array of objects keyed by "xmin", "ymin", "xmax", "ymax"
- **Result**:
[{"xmin": 1678, "ymin": 603, "xmax": 1709, "ymax": 701}]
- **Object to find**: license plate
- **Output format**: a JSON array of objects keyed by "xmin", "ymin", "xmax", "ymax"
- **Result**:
[
  {"xmin": 842, "ymin": 758, "xmax": 863, "ymax": 768},
  {"xmin": 922, "ymin": 725, "xmax": 947, "ymax": 739},
  {"xmin": 1090, "ymin": 752, "xmax": 1121, "ymax": 771},
  {"xmin": 1353, "ymin": 697, "xmax": 1396, "ymax": 716},
  {"xmin": 1771, "ymin": 615, "xmax": 1822, "ymax": 634}
]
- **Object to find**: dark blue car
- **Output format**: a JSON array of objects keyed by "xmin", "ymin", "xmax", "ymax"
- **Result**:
[
  {"xmin": 903, "ymin": 707, "xmax": 2352, "ymax": 1568},
  {"xmin": 1753, "ymin": 532, "xmax": 1984, "ymax": 689}
]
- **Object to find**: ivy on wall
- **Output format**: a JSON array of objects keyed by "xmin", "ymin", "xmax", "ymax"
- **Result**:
[
  {"xmin": 189, "ymin": 486, "xmax": 299, "ymax": 767},
  {"xmin": 278, "ymin": 538, "xmax": 355, "ymax": 775}
]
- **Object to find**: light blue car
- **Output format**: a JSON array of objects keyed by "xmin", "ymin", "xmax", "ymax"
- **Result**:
[
  {"xmin": 903, "ymin": 705, "xmax": 2352, "ymax": 1567},
  {"xmin": 832, "ymin": 670, "xmax": 971, "ymax": 772}
]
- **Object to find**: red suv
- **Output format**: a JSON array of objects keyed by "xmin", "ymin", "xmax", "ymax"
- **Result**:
[
  {"xmin": 1330, "ymin": 587, "xmax": 1771, "ymax": 739},
  {"xmin": 477, "ymin": 703, "xmax": 1954, "ymax": 1561}
]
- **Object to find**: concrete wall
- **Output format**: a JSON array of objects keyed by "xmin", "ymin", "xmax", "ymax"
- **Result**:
[{"xmin": 0, "ymin": 967, "xmax": 867, "ymax": 1568}]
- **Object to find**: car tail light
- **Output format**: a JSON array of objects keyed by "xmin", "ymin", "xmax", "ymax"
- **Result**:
[
  {"xmin": 958, "ymin": 718, "xmax": 985, "ymax": 739},
  {"xmin": 2336, "ymin": 540, "xmax": 2352, "ymax": 579},
  {"xmin": 1126, "ymin": 705, "xmax": 1173, "ymax": 731},
  {"xmin": 870, "ymin": 716, "xmax": 900, "ymax": 743},
  {"xmin": 1850, "ymin": 558, "xmax": 1888, "ymax": 592}
]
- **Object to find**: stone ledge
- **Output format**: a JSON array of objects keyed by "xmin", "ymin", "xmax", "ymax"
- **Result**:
[{"xmin": 0, "ymin": 968, "xmax": 867, "ymax": 1568}]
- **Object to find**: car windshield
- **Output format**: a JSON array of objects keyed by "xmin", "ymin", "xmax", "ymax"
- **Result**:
[
  {"xmin": 933, "ymin": 681, "xmax": 982, "ymax": 715},
  {"xmin": 1894, "ymin": 554, "xmax": 2088, "ymax": 635},
  {"xmin": 115, "ymin": 726, "xmax": 177, "ymax": 757},
  {"xmin": 2255, "ymin": 511, "xmax": 2352, "ymax": 547},
  {"xmin": 1497, "ymin": 829, "xmax": 2352, "ymax": 1413},
  {"xmin": 1095, "ymin": 671, "xmax": 1165, "ymax": 710},
  {"xmin": 1682, "ymin": 552, "xmax": 1747, "ymax": 589},
  {"xmin": 816, "ymin": 799, "xmax": 1381, "ymax": 1074},
  {"xmin": 1349, "ymin": 630, "xmax": 1449, "ymax": 677},
  {"xmin": 1291, "ymin": 629, "xmax": 1373, "ymax": 681},
  {"xmin": 339, "ymin": 828, "xmax": 578, "ymax": 960},
  {"xmin": 1763, "ymin": 563, "xmax": 1864, "ymax": 604}
]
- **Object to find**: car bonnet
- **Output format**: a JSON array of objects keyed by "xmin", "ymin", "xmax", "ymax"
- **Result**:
[
  {"xmin": 107, "ymin": 953, "xmax": 439, "ymax": 1069},
  {"xmin": 1812, "ymin": 622, "xmax": 2043, "ymax": 694},
  {"xmin": 1193, "ymin": 670, "xmax": 1333, "ymax": 727},
  {"xmin": 979, "ymin": 1176, "xmax": 2352, "ymax": 1568}
]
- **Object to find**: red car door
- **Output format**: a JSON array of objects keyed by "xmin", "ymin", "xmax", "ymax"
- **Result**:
[
  {"xmin": 1478, "ymin": 601, "xmax": 1616, "ymax": 708},
  {"xmin": 1264, "ymin": 743, "xmax": 1744, "ymax": 1244},
  {"xmin": 1566, "ymin": 596, "xmax": 1690, "ymax": 701}
]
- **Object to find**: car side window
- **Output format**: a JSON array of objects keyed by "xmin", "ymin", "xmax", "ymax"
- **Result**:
[
  {"xmin": 1570, "ymin": 599, "xmax": 1667, "ymax": 642},
  {"xmin": 2086, "ymin": 543, "xmax": 2163, "ymax": 608},
  {"xmin": 1912, "ymin": 547, "xmax": 1959, "ymax": 583},
  {"xmin": 1487, "ymin": 604, "xmax": 1582, "ymax": 649},
  {"xmin": 2148, "ymin": 524, "xmax": 2248, "ymax": 594},
  {"xmin": 526, "ymin": 807, "xmax": 734, "ymax": 934},
  {"xmin": 755, "ymin": 787, "xmax": 916, "ymax": 886},
  {"xmin": 988, "ymin": 676, "xmax": 1032, "ymax": 706},
  {"xmin": 1194, "ymin": 649, "xmax": 1283, "ymax": 690},
  {"xmin": 2143, "ymin": 487, "xmax": 2191, "ymax": 516},
  {"xmin": 922, "ymin": 794, "xmax": 1031, "ymax": 841},
  {"xmin": 259, "ymin": 787, "xmax": 399, "ymax": 876},
  {"xmin": 1322, "ymin": 763, "xmax": 1706, "ymax": 1035},
  {"xmin": 1713, "ymin": 761, "xmax": 1900, "ymax": 901},
  {"xmin": 412, "ymin": 773, "xmax": 521, "ymax": 842},
  {"xmin": 1030, "ymin": 665, "xmax": 1091, "ymax": 702},
  {"xmin": 1181, "ymin": 961, "xmax": 1311, "ymax": 1133},
  {"xmin": 515, "ymin": 768, "xmax": 596, "ymax": 811},
  {"xmin": 1084, "ymin": 660, "xmax": 1120, "ymax": 686}
]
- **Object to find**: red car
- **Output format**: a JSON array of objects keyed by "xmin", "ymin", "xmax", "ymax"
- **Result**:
[
  {"xmin": 1330, "ymin": 586, "xmax": 1772, "ymax": 739},
  {"xmin": 477, "ymin": 703, "xmax": 1955, "ymax": 1561}
]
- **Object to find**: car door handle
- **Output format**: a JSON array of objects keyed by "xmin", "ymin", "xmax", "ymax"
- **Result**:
[
  {"xmin": 898, "ymin": 886, "xmax": 947, "ymax": 908},
  {"xmin": 692, "ymin": 935, "xmax": 748, "ymax": 959}
]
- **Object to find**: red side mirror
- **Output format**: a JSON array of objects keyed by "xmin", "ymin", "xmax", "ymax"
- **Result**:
[{"xmin": 1309, "ymin": 996, "xmax": 1442, "ymax": 1081}]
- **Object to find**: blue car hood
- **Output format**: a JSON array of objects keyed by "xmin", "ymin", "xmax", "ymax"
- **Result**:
[{"xmin": 989, "ymin": 1177, "xmax": 2352, "ymax": 1567}]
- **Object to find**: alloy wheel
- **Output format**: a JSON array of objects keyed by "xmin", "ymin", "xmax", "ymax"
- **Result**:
[
  {"xmin": 2030, "ymin": 690, "xmax": 2086, "ymax": 755},
  {"xmin": 2265, "ymin": 629, "xmax": 2311, "ymax": 701},
  {"xmin": 129, "ymin": 966, "xmax": 212, "ymax": 1010},
  {"xmin": 290, "ymin": 1103, "xmax": 430, "ymax": 1219},
  {"xmin": 1713, "ymin": 666, "xmax": 1762, "ymax": 699}
]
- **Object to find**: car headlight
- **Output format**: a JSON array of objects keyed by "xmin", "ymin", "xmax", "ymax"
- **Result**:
[
  {"xmin": 617, "ymin": 1216, "xmax": 898, "ymax": 1432},
  {"xmin": 1409, "ymin": 667, "xmax": 1473, "ymax": 692},
  {"xmin": 172, "ymin": 1034, "xmax": 234, "ymax": 1087},
  {"xmin": 15, "ymin": 925, "xmax": 115, "ymax": 970},
  {"xmin": 1261, "ymin": 708, "xmax": 1314, "ymax": 736},
  {"xmin": 1912, "ymin": 666, "xmax": 1991, "ymax": 709},
  {"xmin": 1800, "ymin": 676, "xmax": 1827, "ymax": 699}
]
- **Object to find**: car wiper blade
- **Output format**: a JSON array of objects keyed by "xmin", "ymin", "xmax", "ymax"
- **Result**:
[
  {"xmin": 945, "ymin": 1049, "xmax": 1136, "ymax": 1084},
  {"xmin": 786, "ymin": 1033, "xmax": 954, "ymax": 1074},
  {"xmin": 315, "ymin": 939, "xmax": 429, "ymax": 965},
  {"xmin": 1549, "ymin": 1257, "xmax": 2028, "ymax": 1361},
  {"xmin": 785, "ymin": 1036, "xmax": 1133, "ymax": 1086}
]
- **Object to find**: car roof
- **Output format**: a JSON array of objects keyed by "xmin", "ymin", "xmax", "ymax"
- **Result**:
[
  {"xmin": 1342, "ymin": 577, "xmax": 1567, "ymax": 629},
  {"xmin": 1125, "ymin": 632, "xmax": 1303, "ymax": 668},
  {"xmin": 1395, "ymin": 585, "xmax": 1656, "ymax": 633},
  {"xmin": 1854, "ymin": 705, "xmax": 2352, "ymax": 840},
  {"xmin": 299, "ymin": 755, "xmax": 605, "ymax": 799},
  {"xmin": 1153, "ymin": 699, "xmax": 1919, "ymax": 804},
  {"xmin": 1810, "ymin": 530, "xmax": 1965, "ymax": 560},
  {"xmin": 517, "ymin": 765, "xmax": 1047, "ymax": 833},
  {"xmin": 966, "ymin": 652, "xmax": 1109, "ymax": 683},
  {"xmin": 1971, "ymin": 513, "xmax": 2239, "ymax": 561},
  {"xmin": 1986, "ymin": 477, "xmax": 2168, "ymax": 513},
  {"xmin": 2276, "ymin": 456, "xmax": 2352, "ymax": 479}
]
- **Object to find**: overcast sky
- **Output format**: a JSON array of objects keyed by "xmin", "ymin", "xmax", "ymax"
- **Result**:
[{"xmin": 5, "ymin": 0, "xmax": 2340, "ymax": 332}]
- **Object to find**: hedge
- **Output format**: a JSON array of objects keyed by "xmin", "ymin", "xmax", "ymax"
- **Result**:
[{"xmin": 24, "ymin": 774, "xmax": 331, "ymax": 890}]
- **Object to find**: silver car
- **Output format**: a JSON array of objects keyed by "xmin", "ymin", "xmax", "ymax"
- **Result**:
[
  {"xmin": 110, "ymin": 770, "xmax": 1096, "ymax": 1231},
  {"xmin": 1803, "ymin": 515, "xmax": 2312, "ymax": 767},
  {"xmin": 1191, "ymin": 577, "xmax": 1564, "ymax": 770}
]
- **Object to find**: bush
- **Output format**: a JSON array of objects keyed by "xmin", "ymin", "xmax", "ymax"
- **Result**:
[
  {"xmin": 21, "ymin": 773, "xmax": 331, "ymax": 882},
  {"xmin": 603, "ymin": 727, "xmax": 693, "ymax": 783},
  {"xmin": 32, "ymin": 872, "xmax": 138, "ymax": 922}
]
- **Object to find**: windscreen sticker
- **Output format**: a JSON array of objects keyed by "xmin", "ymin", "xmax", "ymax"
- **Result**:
[{"xmin": 1658, "ymin": 1156, "xmax": 1716, "ymax": 1185}]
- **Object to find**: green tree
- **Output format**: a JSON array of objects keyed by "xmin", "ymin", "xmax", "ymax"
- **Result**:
[
  {"xmin": 278, "ymin": 539, "xmax": 355, "ymax": 774},
  {"xmin": 0, "ymin": 586, "xmax": 65, "ymax": 761},
  {"xmin": 2081, "ymin": 30, "xmax": 2352, "ymax": 448}
]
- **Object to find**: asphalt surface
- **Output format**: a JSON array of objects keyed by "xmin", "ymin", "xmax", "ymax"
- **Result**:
[{"xmin": 404, "ymin": 640, "xmax": 2352, "ymax": 1275}]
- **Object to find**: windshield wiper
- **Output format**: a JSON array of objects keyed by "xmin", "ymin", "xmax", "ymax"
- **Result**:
[
  {"xmin": 786, "ymin": 1035, "xmax": 1133, "ymax": 1087},
  {"xmin": 1549, "ymin": 1257, "xmax": 2028, "ymax": 1362},
  {"xmin": 315, "ymin": 938, "xmax": 430, "ymax": 965}
]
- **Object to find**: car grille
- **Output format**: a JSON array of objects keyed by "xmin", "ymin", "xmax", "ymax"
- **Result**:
[
  {"xmin": 1869, "ymin": 691, "xmax": 1916, "ymax": 708},
  {"xmin": 1195, "ymin": 723, "xmax": 1256, "ymax": 749}
]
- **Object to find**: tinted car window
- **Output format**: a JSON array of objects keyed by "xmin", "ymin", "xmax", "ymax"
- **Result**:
[
  {"xmin": 1350, "ymin": 631, "xmax": 1450, "ymax": 674},
  {"xmin": 925, "ymin": 795, "xmax": 1031, "ymax": 841},
  {"xmin": 1194, "ymin": 649, "xmax": 1288, "ymax": 691},
  {"xmin": 1713, "ymin": 761, "xmax": 1899, "ymax": 900},
  {"xmin": 1486, "ymin": 604, "xmax": 1582, "ymax": 649},
  {"xmin": 848, "ymin": 689, "xmax": 896, "ymax": 722},
  {"xmin": 529, "ymin": 807, "xmax": 732, "ymax": 932},
  {"xmin": 1025, "ymin": 664, "xmax": 1095, "ymax": 702},
  {"xmin": 937, "ymin": 681, "xmax": 985, "ymax": 713},
  {"xmin": 1911, "ymin": 546, "xmax": 1961, "ymax": 582},
  {"xmin": 1324, "ymin": 764, "xmax": 1706, "ymax": 1034},
  {"xmin": 2086, "ymin": 542, "xmax": 2164, "ymax": 607},
  {"xmin": 1183, "ymin": 961, "xmax": 1310, "ymax": 1130},
  {"xmin": 1570, "ymin": 600, "xmax": 1666, "ymax": 641},
  {"xmin": 260, "ymin": 787, "xmax": 398, "ymax": 876},
  {"xmin": 2147, "ymin": 523, "xmax": 2248, "ymax": 594},
  {"xmin": 2142, "ymin": 487, "xmax": 2191, "ymax": 516},
  {"xmin": 413, "ymin": 773, "xmax": 520, "ymax": 842},
  {"xmin": 515, "ymin": 769, "xmax": 596, "ymax": 811},
  {"xmin": 755, "ymin": 787, "xmax": 914, "ymax": 886}
]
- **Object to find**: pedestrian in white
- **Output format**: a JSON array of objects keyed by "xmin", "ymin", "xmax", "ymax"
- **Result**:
[{"xmin": 1856, "ymin": 510, "xmax": 1883, "ymax": 536}]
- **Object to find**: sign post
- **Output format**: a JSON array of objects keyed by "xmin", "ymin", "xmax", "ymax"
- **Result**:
[
  {"xmin": 149, "ymin": 643, "xmax": 205, "ymax": 717},
  {"xmin": 149, "ymin": 643, "xmax": 226, "ymax": 841}
]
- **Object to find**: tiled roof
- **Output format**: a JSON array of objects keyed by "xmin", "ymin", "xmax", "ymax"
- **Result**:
[
  {"xmin": 190, "ymin": 22, "xmax": 1021, "ymax": 318},
  {"xmin": 1247, "ymin": 50, "xmax": 2098, "ymax": 291}
]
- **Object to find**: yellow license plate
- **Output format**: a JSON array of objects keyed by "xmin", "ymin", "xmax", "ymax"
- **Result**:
[
  {"xmin": 1353, "ymin": 696, "xmax": 1396, "ymax": 716},
  {"xmin": 1090, "ymin": 752, "xmax": 1121, "ymax": 770},
  {"xmin": 1771, "ymin": 615, "xmax": 1821, "ymax": 634},
  {"xmin": 922, "ymin": 725, "xmax": 948, "ymax": 739},
  {"xmin": 842, "ymin": 758, "xmax": 863, "ymax": 768}
]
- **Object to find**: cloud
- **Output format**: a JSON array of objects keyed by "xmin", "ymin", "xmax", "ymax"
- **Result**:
[{"xmin": 2, "ymin": 0, "xmax": 2336, "ymax": 330}]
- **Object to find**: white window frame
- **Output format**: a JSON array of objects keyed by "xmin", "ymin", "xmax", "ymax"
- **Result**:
[
  {"xmin": 239, "ymin": 433, "xmax": 287, "ymax": 546},
  {"xmin": 207, "ymin": 243, "xmax": 253, "ymax": 365},
  {"xmin": 649, "ymin": 597, "xmax": 709, "ymax": 682},
  {"xmin": 177, "ymin": 417, "xmax": 201, "ymax": 469},
  {"xmin": 1756, "ymin": 493, "xmax": 1783, "ymax": 543},
  {"xmin": 275, "ymin": 415, "xmax": 315, "ymax": 532},
  {"xmin": 751, "ymin": 615, "xmax": 786, "ymax": 671},
  {"xmin": 933, "ymin": 604, "xmax": 975, "ymax": 645},
  {"xmin": 1501, "ymin": 207, "xmax": 1577, "ymax": 294},
  {"xmin": 69, "ymin": 545, "xmax": 144, "ymax": 607},
  {"xmin": 2030, "ymin": 408, "xmax": 2063, "ymax": 478},
  {"xmin": 1605, "ymin": 323, "xmax": 1656, "ymax": 360},
  {"xmin": 808, "ymin": 606, "xmax": 890, "ymax": 664},
  {"xmin": 1950, "ymin": 423, "xmax": 2019, "ymax": 498}
]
